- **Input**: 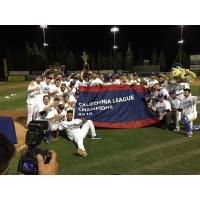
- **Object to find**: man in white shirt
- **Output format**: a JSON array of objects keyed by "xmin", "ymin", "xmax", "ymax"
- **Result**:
[
  {"xmin": 90, "ymin": 74, "xmax": 104, "ymax": 86},
  {"xmin": 58, "ymin": 110, "xmax": 101, "ymax": 157},
  {"xmin": 179, "ymin": 88, "xmax": 198, "ymax": 137},
  {"xmin": 175, "ymin": 81, "xmax": 190, "ymax": 101},
  {"xmin": 45, "ymin": 104, "xmax": 66, "ymax": 142},
  {"xmin": 132, "ymin": 72, "xmax": 141, "ymax": 85},
  {"xmin": 40, "ymin": 77, "xmax": 52, "ymax": 97},
  {"xmin": 48, "ymin": 79, "xmax": 62, "ymax": 102},
  {"xmin": 153, "ymin": 83, "xmax": 169, "ymax": 99},
  {"xmin": 159, "ymin": 74, "xmax": 169, "ymax": 89},
  {"xmin": 148, "ymin": 72, "xmax": 159, "ymax": 88},
  {"xmin": 112, "ymin": 74, "xmax": 121, "ymax": 85},
  {"xmin": 151, "ymin": 93, "xmax": 176, "ymax": 130},
  {"xmin": 26, "ymin": 76, "xmax": 43, "ymax": 125},
  {"xmin": 79, "ymin": 78, "xmax": 90, "ymax": 87},
  {"xmin": 37, "ymin": 95, "xmax": 53, "ymax": 119}
]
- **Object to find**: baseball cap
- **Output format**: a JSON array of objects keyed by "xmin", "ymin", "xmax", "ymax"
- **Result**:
[
  {"xmin": 58, "ymin": 104, "xmax": 64, "ymax": 110},
  {"xmin": 133, "ymin": 72, "xmax": 138, "ymax": 76},
  {"xmin": 169, "ymin": 89, "xmax": 176, "ymax": 94},
  {"xmin": 158, "ymin": 93, "xmax": 164, "ymax": 98},
  {"xmin": 70, "ymin": 81, "xmax": 76, "ymax": 87}
]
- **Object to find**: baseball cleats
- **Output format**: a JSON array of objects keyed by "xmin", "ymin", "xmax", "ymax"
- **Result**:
[
  {"xmin": 186, "ymin": 132, "xmax": 193, "ymax": 138},
  {"xmin": 77, "ymin": 149, "xmax": 88, "ymax": 157},
  {"xmin": 91, "ymin": 135, "xmax": 101, "ymax": 140},
  {"xmin": 173, "ymin": 127, "xmax": 180, "ymax": 132}
]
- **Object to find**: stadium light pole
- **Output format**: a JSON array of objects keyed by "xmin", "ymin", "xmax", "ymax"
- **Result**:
[
  {"xmin": 111, "ymin": 27, "xmax": 119, "ymax": 71},
  {"xmin": 178, "ymin": 25, "xmax": 184, "ymax": 65},
  {"xmin": 40, "ymin": 25, "xmax": 48, "ymax": 68}
]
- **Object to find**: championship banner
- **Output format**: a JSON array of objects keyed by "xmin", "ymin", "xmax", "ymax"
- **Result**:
[{"xmin": 75, "ymin": 85, "xmax": 158, "ymax": 128}]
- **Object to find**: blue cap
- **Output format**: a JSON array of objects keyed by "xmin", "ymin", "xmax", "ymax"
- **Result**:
[
  {"xmin": 151, "ymin": 72, "xmax": 156, "ymax": 76},
  {"xmin": 158, "ymin": 93, "xmax": 164, "ymax": 98},
  {"xmin": 70, "ymin": 81, "xmax": 76, "ymax": 87},
  {"xmin": 58, "ymin": 104, "xmax": 64, "ymax": 110},
  {"xmin": 169, "ymin": 89, "xmax": 176, "ymax": 94}
]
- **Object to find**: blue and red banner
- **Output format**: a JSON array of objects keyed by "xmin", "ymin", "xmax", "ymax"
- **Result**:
[{"xmin": 75, "ymin": 85, "xmax": 158, "ymax": 128}]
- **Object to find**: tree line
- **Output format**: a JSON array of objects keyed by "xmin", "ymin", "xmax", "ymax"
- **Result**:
[{"xmin": 5, "ymin": 41, "xmax": 190, "ymax": 72}]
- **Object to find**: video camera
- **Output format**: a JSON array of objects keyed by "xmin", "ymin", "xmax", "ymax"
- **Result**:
[{"xmin": 18, "ymin": 120, "xmax": 51, "ymax": 175}]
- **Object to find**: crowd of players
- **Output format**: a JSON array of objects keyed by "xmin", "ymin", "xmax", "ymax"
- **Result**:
[{"xmin": 26, "ymin": 68, "xmax": 198, "ymax": 156}]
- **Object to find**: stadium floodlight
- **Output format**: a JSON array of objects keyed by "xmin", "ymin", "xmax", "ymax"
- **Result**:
[
  {"xmin": 43, "ymin": 43, "xmax": 48, "ymax": 46},
  {"xmin": 40, "ymin": 25, "xmax": 48, "ymax": 67},
  {"xmin": 111, "ymin": 27, "xmax": 119, "ymax": 33},
  {"xmin": 178, "ymin": 25, "xmax": 184, "ymax": 64},
  {"xmin": 40, "ymin": 25, "xmax": 48, "ymax": 29},
  {"xmin": 178, "ymin": 40, "xmax": 184, "ymax": 44},
  {"xmin": 111, "ymin": 26, "xmax": 119, "ymax": 70}
]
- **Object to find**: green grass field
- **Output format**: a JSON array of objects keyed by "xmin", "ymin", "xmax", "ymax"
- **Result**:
[{"xmin": 1, "ymin": 81, "xmax": 200, "ymax": 175}]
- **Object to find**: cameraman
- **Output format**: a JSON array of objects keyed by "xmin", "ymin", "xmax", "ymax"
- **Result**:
[{"xmin": 0, "ymin": 132, "xmax": 58, "ymax": 175}]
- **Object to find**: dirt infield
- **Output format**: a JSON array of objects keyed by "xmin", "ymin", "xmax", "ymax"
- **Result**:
[
  {"xmin": 0, "ymin": 111, "xmax": 27, "ymax": 152},
  {"xmin": 0, "ymin": 83, "xmax": 28, "ymax": 89}
]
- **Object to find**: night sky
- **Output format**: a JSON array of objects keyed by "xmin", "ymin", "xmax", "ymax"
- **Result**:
[{"xmin": 1, "ymin": 25, "xmax": 200, "ymax": 66}]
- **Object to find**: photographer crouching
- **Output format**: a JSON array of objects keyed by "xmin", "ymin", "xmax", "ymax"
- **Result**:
[{"xmin": 0, "ymin": 132, "xmax": 58, "ymax": 175}]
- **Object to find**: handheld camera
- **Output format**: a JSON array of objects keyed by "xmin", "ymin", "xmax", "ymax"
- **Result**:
[{"xmin": 18, "ymin": 120, "xmax": 51, "ymax": 175}]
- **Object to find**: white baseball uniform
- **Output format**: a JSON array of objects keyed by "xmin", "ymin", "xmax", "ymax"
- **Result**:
[
  {"xmin": 160, "ymin": 80, "xmax": 169, "ymax": 89},
  {"xmin": 79, "ymin": 80, "xmax": 90, "ymax": 87},
  {"xmin": 90, "ymin": 78, "xmax": 104, "ymax": 86},
  {"xmin": 45, "ymin": 108, "xmax": 66, "ymax": 131},
  {"xmin": 27, "ymin": 81, "xmax": 42, "ymax": 125},
  {"xmin": 59, "ymin": 119, "xmax": 97, "ymax": 151},
  {"xmin": 68, "ymin": 87, "xmax": 76, "ymax": 97},
  {"xmin": 155, "ymin": 100, "xmax": 171, "ymax": 114},
  {"xmin": 180, "ymin": 96, "xmax": 198, "ymax": 121},
  {"xmin": 36, "ymin": 102, "xmax": 53, "ymax": 119},
  {"xmin": 112, "ymin": 79, "xmax": 121, "ymax": 85},
  {"xmin": 40, "ymin": 81, "xmax": 51, "ymax": 97},
  {"xmin": 148, "ymin": 79, "xmax": 159, "ymax": 88},
  {"xmin": 61, "ymin": 81, "xmax": 71, "ymax": 87},
  {"xmin": 176, "ymin": 83, "xmax": 190, "ymax": 101},
  {"xmin": 49, "ymin": 84, "xmax": 62, "ymax": 102},
  {"xmin": 153, "ymin": 88, "xmax": 169, "ymax": 98}
]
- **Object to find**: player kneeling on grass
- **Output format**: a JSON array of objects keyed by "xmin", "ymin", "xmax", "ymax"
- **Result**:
[
  {"xmin": 179, "ymin": 88, "xmax": 198, "ymax": 138},
  {"xmin": 58, "ymin": 110, "xmax": 101, "ymax": 157},
  {"xmin": 45, "ymin": 104, "xmax": 66, "ymax": 143},
  {"xmin": 151, "ymin": 93, "xmax": 176, "ymax": 131}
]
